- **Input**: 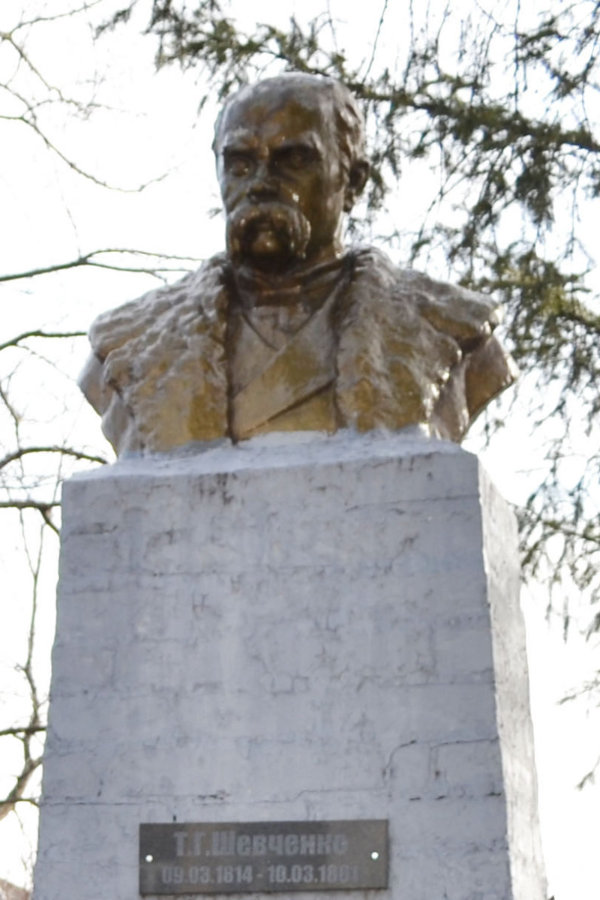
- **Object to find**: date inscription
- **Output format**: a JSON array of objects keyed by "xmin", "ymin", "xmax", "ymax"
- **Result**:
[{"xmin": 140, "ymin": 820, "xmax": 388, "ymax": 894}]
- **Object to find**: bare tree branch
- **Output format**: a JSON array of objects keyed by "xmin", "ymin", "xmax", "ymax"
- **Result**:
[
  {"xmin": 0, "ymin": 331, "xmax": 86, "ymax": 353},
  {"xmin": 0, "ymin": 726, "xmax": 46, "ymax": 739},
  {"xmin": 578, "ymin": 754, "xmax": 600, "ymax": 789},
  {"xmin": 0, "ymin": 248, "xmax": 199, "ymax": 283},
  {"xmin": 0, "ymin": 756, "xmax": 42, "ymax": 823},
  {"xmin": 6, "ymin": 107, "xmax": 170, "ymax": 192},
  {"xmin": 3, "ymin": 33, "xmax": 92, "ymax": 107},
  {"xmin": 0, "ymin": 383, "xmax": 21, "ymax": 422},
  {"xmin": 0, "ymin": 501, "xmax": 60, "ymax": 511},
  {"xmin": 15, "ymin": 1, "xmax": 105, "ymax": 31},
  {"xmin": 0, "ymin": 501, "xmax": 61, "ymax": 534},
  {"xmin": 0, "ymin": 447, "xmax": 109, "ymax": 470},
  {"xmin": 362, "ymin": 0, "xmax": 390, "ymax": 81},
  {"xmin": 0, "ymin": 30, "xmax": 167, "ymax": 193}
]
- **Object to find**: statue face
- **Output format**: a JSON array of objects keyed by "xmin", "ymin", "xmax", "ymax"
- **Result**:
[{"xmin": 216, "ymin": 85, "xmax": 348, "ymax": 271}]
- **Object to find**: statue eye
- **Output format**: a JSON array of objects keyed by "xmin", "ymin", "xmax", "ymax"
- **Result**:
[
  {"xmin": 224, "ymin": 152, "xmax": 253, "ymax": 176},
  {"xmin": 274, "ymin": 145, "xmax": 314, "ymax": 170}
]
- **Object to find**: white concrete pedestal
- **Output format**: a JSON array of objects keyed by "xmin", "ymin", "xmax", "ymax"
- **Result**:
[{"xmin": 34, "ymin": 431, "xmax": 546, "ymax": 900}]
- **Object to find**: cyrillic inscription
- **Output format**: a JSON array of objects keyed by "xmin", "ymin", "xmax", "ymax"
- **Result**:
[{"xmin": 139, "ymin": 820, "xmax": 388, "ymax": 894}]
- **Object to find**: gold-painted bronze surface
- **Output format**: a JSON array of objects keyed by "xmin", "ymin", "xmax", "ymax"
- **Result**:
[{"xmin": 79, "ymin": 73, "xmax": 517, "ymax": 455}]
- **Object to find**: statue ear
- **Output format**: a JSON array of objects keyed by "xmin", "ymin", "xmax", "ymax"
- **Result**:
[{"xmin": 344, "ymin": 160, "xmax": 370, "ymax": 211}]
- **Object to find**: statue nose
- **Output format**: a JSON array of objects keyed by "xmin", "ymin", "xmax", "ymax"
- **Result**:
[{"xmin": 248, "ymin": 166, "xmax": 279, "ymax": 201}]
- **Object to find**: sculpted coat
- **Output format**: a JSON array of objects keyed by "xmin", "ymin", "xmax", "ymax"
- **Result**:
[{"xmin": 79, "ymin": 247, "xmax": 516, "ymax": 455}]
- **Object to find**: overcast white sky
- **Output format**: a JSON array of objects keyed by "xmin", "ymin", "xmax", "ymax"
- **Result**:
[{"xmin": 1, "ymin": 1, "xmax": 599, "ymax": 896}]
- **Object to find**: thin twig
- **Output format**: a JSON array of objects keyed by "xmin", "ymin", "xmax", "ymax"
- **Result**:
[
  {"xmin": 1, "ymin": 248, "xmax": 199, "ymax": 283},
  {"xmin": 362, "ymin": 0, "xmax": 390, "ymax": 82},
  {"xmin": 0, "ymin": 331, "xmax": 86, "ymax": 353},
  {"xmin": 0, "ymin": 446, "xmax": 108, "ymax": 469}
]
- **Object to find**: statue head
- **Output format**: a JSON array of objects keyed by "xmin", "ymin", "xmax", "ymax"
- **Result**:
[{"xmin": 213, "ymin": 73, "xmax": 370, "ymax": 273}]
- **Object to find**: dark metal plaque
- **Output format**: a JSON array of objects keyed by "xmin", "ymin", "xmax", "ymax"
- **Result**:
[{"xmin": 140, "ymin": 819, "xmax": 388, "ymax": 895}]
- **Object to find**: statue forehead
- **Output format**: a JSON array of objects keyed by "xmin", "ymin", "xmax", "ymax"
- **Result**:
[{"xmin": 216, "ymin": 77, "xmax": 334, "ymax": 145}]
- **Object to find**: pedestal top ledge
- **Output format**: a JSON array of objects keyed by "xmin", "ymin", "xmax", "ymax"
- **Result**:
[{"xmin": 74, "ymin": 427, "xmax": 469, "ymax": 483}]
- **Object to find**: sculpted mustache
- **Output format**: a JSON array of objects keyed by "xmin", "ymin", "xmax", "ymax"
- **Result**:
[{"xmin": 227, "ymin": 203, "xmax": 311, "ymax": 257}]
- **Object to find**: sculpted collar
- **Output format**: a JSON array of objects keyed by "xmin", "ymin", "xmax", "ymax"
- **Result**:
[{"xmin": 230, "ymin": 254, "xmax": 354, "ymax": 310}]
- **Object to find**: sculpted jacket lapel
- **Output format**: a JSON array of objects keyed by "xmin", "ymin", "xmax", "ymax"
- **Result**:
[{"xmin": 230, "ymin": 290, "xmax": 339, "ymax": 439}]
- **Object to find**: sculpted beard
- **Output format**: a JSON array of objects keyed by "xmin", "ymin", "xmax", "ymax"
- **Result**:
[{"xmin": 226, "ymin": 202, "xmax": 311, "ymax": 268}]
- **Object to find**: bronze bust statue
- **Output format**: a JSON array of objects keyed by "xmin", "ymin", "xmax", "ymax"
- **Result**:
[{"xmin": 80, "ymin": 73, "xmax": 516, "ymax": 454}]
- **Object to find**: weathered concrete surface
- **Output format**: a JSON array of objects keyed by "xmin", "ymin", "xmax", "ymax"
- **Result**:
[{"xmin": 34, "ymin": 430, "xmax": 546, "ymax": 900}]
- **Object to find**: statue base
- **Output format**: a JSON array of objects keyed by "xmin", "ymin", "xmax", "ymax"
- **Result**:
[{"xmin": 34, "ymin": 431, "xmax": 546, "ymax": 900}]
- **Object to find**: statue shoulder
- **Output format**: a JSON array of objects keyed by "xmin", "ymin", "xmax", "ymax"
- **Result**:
[
  {"xmin": 78, "ymin": 254, "xmax": 231, "ymax": 452},
  {"xmin": 337, "ymin": 246, "xmax": 516, "ymax": 440},
  {"xmin": 88, "ymin": 254, "xmax": 229, "ymax": 361},
  {"xmin": 349, "ymin": 246, "xmax": 501, "ymax": 346}
]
